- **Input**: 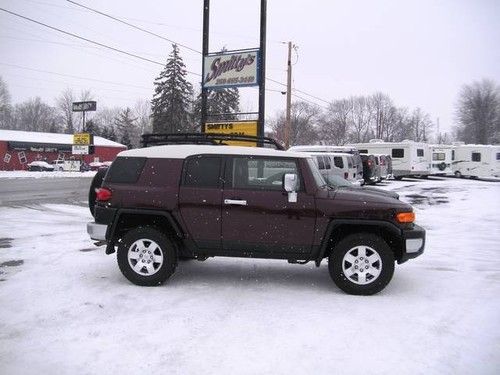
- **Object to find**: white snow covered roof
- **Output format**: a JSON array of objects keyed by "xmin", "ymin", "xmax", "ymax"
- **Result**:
[
  {"xmin": 119, "ymin": 144, "xmax": 310, "ymax": 159},
  {"xmin": 0, "ymin": 129, "xmax": 125, "ymax": 148}
]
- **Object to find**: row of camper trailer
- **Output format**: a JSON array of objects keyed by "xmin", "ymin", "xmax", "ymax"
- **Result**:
[{"xmin": 290, "ymin": 140, "xmax": 500, "ymax": 181}]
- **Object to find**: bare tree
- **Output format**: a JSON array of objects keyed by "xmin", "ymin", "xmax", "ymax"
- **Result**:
[
  {"xmin": 56, "ymin": 89, "xmax": 75, "ymax": 134},
  {"xmin": 454, "ymin": 79, "xmax": 500, "ymax": 144},
  {"xmin": 349, "ymin": 96, "xmax": 372, "ymax": 142},
  {"xmin": 319, "ymin": 98, "xmax": 352, "ymax": 145},
  {"xmin": 133, "ymin": 99, "xmax": 152, "ymax": 136},
  {"xmin": 0, "ymin": 76, "xmax": 13, "ymax": 129},
  {"xmin": 13, "ymin": 97, "xmax": 56, "ymax": 132},
  {"xmin": 270, "ymin": 101, "xmax": 320, "ymax": 146}
]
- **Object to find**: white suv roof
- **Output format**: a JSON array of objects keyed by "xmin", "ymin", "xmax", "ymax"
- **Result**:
[{"xmin": 119, "ymin": 144, "xmax": 310, "ymax": 159}]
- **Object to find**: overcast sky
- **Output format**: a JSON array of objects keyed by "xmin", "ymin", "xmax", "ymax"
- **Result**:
[{"xmin": 1, "ymin": 0, "xmax": 499, "ymax": 135}]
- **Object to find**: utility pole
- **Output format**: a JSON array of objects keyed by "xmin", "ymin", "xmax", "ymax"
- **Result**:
[
  {"xmin": 257, "ymin": 0, "xmax": 267, "ymax": 142},
  {"xmin": 284, "ymin": 41, "xmax": 292, "ymax": 149},
  {"xmin": 201, "ymin": 0, "xmax": 210, "ymax": 132}
]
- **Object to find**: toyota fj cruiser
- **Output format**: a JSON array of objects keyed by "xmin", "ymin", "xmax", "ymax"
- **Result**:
[{"xmin": 87, "ymin": 134, "xmax": 425, "ymax": 295}]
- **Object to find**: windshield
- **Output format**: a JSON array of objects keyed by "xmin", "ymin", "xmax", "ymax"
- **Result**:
[{"xmin": 306, "ymin": 158, "xmax": 327, "ymax": 188}]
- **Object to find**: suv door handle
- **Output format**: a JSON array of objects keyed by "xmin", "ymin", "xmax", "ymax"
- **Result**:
[{"xmin": 224, "ymin": 199, "xmax": 247, "ymax": 206}]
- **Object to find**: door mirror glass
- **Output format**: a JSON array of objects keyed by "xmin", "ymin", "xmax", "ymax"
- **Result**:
[{"xmin": 283, "ymin": 173, "xmax": 298, "ymax": 192}]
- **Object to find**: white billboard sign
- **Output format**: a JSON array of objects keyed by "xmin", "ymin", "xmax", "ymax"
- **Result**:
[
  {"xmin": 203, "ymin": 49, "xmax": 259, "ymax": 89},
  {"xmin": 72, "ymin": 145, "xmax": 89, "ymax": 155}
]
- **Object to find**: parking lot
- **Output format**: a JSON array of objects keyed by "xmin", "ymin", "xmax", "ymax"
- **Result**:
[{"xmin": 0, "ymin": 176, "xmax": 499, "ymax": 374}]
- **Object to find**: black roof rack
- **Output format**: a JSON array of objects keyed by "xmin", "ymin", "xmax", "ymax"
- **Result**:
[{"xmin": 141, "ymin": 133, "xmax": 285, "ymax": 150}]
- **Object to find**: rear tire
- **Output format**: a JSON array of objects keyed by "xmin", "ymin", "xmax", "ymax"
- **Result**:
[
  {"xmin": 394, "ymin": 176, "xmax": 403, "ymax": 180},
  {"xmin": 117, "ymin": 227, "xmax": 177, "ymax": 286},
  {"xmin": 328, "ymin": 233, "xmax": 395, "ymax": 295},
  {"xmin": 454, "ymin": 171, "xmax": 462, "ymax": 178},
  {"xmin": 88, "ymin": 168, "xmax": 107, "ymax": 217}
]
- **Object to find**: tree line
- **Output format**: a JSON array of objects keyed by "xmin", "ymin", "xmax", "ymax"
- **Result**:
[{"xmin": 1, "ymin": 43, "xmax": 499, "ymax": 147}]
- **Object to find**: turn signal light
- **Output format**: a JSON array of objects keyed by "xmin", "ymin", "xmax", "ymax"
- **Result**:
[
  {"xmin": 96, "ymin": 188, "xmax": 112, "ymax": 201},
  {"xmin": 396, "ymin": 212, "xmax": 415, "ymax": 223}
]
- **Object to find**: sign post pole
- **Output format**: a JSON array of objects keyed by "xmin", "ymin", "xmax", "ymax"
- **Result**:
[
  {"xmin": 258, "ymin": 0, "xmax": 267, "ymax": 143},
  {"xmin": 201, "ymin": 0, "xmax": 210, "ymax": 133}
]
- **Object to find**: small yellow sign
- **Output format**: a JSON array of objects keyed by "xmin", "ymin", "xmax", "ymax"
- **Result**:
[
  {"xmin": 205, "ymin": 121, "xmax": 258, "ymax": 147},
  {"xmin": 73, "ymin": 133, "xmax": 92, "ymax": 145}
]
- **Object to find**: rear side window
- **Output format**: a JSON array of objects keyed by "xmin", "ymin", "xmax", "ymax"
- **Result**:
[
  {"xmin": 347, "ymin": 157, "xmax": 353, "ymax": 168},
  {"xmin": 324, "ymin": 156, "xmax": 331, "ymax": 169},
  {"xmin": 417, "ymin": 149, "xmax": 424, "ymax": 157},
  {"xmin": 392, "ymin": 149, "xmax": 404, "ymax": 158},
  {"xmin": 106, "ymin": 157, "xmax": 146, "ymax": 183},
  {"xmin": 183, "ymin": 156, "xmax": 221, "ymax": 187},
  {"xmin": 316, "ymin": 156, "xmax": 325, "ymax": 170},
  {"xmin": 334, "ymin": 157, "xmax": 343, "ymax": 169},
  {"xmin": 497, "ymin": 153, "xmax": 500, "ymax": 160},
  {"xmin": 452, "ymin": 150, "xmax": 455, "ymax": 160},
  {"xmin": 471, "ymin": 152, "xmax": 481, "ymax": 162}
]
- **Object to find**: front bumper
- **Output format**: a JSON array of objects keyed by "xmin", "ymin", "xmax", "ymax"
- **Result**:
[
  {"xmin": 87, "ymin": 222, "xmax": 108, "ymax": 241},
  {"xmin": 399, "ymin": 223, "xmax": 426, "ymax": 264}
]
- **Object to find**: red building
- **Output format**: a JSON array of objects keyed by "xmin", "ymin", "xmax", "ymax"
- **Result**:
[{"xmin": 0, "ymin": 130, "xmax": 126, "ymax": 171}]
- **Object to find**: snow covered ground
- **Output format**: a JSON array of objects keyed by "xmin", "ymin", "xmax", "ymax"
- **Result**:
[{"xmin": 0, "ymin": 177, "xmax": 499, "ymax": 374}]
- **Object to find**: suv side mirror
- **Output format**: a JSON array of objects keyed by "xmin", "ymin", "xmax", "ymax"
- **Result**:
[{"xmin": 283, "ymin": 173, "xmax": 298, "ymax": 203}]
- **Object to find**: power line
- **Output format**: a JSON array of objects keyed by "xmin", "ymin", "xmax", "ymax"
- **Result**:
[
  {"xmin": 66, "ymin": 0, "xmax": 201, "ymax": 55},
  {"xmin": 0, "ymin": 62, "xmax": 152, "ymax": 90},
  {"xmin": 64, "ymin": 1, "xmax": 330, "ymax": 105},
  {"xmin": 0, "ymin": 7, "xmax": 202, "ymax": 76}
]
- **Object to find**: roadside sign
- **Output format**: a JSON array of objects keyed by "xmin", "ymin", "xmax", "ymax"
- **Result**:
[
  {"xmin": 72, "ymin": 101, "xmax": 97, "ymax": 112},
  {"xmin": 72, "ymin": 145, "xmax": 89, "ymax": 155},
  {"xmin": 205, "ymin": 121, "xmax": 258, "ymax": 146},
  {"xmin": 203, "ymin": 49, "xmax": 259, "ymax": 89},
  {"xmin": 73, "ymin": 133, "xmax": 93, "ymax": 145}
]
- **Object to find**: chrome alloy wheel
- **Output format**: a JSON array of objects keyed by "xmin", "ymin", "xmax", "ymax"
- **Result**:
[
  {"xmin": 127, "ymin": 239, "xmax": 164, "ymax": 276},
  {"xmin": 342, "ymin": 245, "xmax": 382, "ymax": 285}
]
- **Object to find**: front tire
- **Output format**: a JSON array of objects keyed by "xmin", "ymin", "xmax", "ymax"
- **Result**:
[
  {"xmin": 117, "ymin": 227, "xmax": 177, "ymax": 286},
  {"xmin": 328, "ymin": 233, "xmax": 395, "ymax": 295}
]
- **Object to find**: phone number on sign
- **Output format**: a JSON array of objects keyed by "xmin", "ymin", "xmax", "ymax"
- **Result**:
[{"xmin": 215, "ymin": 76, "xmax": 255, "ymax": 85}]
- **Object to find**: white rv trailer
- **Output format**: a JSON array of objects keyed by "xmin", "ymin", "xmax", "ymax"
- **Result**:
[
  {"xmin": 452, "ymin": 144, "xmax": 500, "ymax": 179},
  {"xmin": 429, "ymin": 144, "xmax": 454, "ymax": 175},
  {"xmin": 347, "ymin": 140, "xmax": 430, "ymax": 179},
  {"xmin": 288, "ymin": 145, "xmax": 364, "ymax": 185}
]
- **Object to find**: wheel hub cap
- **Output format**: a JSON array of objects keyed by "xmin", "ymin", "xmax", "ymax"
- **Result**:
[
  {"xmin": 128, "ymin": 239, "xmax": 163, "ymax": 276},
  {"xmin": 342, "ymin": 245, "xmax": 382, "ymax": 285}
]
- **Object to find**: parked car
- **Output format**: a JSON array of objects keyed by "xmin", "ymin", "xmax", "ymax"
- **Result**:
[
  {"xmin": 386, "ymin": 155, "xmax": 393, "ymax": 178},
  {"xmin": 360, "ymin": 154, "xmax": 379, "ymax": 184},
  {"xmin": 27, "ymin": 161, "xmax": 54, "ymax": 171},
  {"xmin": 374, "ymin": 154, "xmax": 389, "ymax": 180},
  {"xmin": 309, "ymin": 152, "xmax": 360, "ymax": 185},
  {"xmin": 87, "ymin": 134, "xmax": 425, "ymax": 295},
  {"xmin": 289, "ymin": 145, "xmax": 364, "ymax": 185}
]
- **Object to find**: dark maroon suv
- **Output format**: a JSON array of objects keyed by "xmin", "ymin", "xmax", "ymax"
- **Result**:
[{"xmin": 87, "ymin": 138, "xmax": 425, "ymax": 295}]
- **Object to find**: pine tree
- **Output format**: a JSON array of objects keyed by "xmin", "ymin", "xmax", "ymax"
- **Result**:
[
  {"xmin": 151, "ymin": 44, "xmax": 193, "ymax": 133},
  {"xmin": 120, "ymin": 128, "xmax": 133, "ymax": 149},
  {"xmin": 192, "ymin": 87, "xmax": 240, "ymax": 126}
]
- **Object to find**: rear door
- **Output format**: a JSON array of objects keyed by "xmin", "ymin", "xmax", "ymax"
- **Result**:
[
  {"xmin": 178, "ymin": 155, "xmax": 223, "ymax": 250},
  {"xmin": 221, "ymin": 156, "xmax": 316, "ymax": 257}
]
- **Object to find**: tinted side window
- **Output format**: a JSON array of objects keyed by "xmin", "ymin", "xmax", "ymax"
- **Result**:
[
  {"xmin": 334, "ymin": 157, "xmax": 343, "ymax": 169},
  {"xmin": 324, "ymin": 156, "xmax": 331, "ymax": 169},
  {"xmin": 417, "ymin": 149, "xmax": 424, "ymax": 157},
  {"xmin": 316, "ymin": 156, "xmax": 325, "ymax": 170},
  {"xmin": 230, "ymin": 157, "xmax": 299, "ymax": 190},
  {"xmin": 392, "ymin": 149, "xmax": 404, "ymax": 158},
  {"xmin": 183, "ymin": 156, "xmax": 221, "ymax": 187},
  {"xmin": 358, "ymin": 149, "xmax": 368, "ymax": 154},
  {"xmin": 497, "ymin": 152, "xmax": 500, "ymax": 161},
  {"xmin": 471, "ymin": 152, "xmax": 481, "ymax": 162},
  {"xmin": 452, "ymin": 150, "xmax": 455, "ymax": 160},
  {"xmin": 106, "ymin": 157, "xmax": 146, "ymax": 183}
]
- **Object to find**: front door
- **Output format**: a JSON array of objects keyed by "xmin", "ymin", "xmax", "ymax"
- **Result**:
[{"xmin": 221, "ymin": 156, "xmax": 316, "ymax": 258}]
